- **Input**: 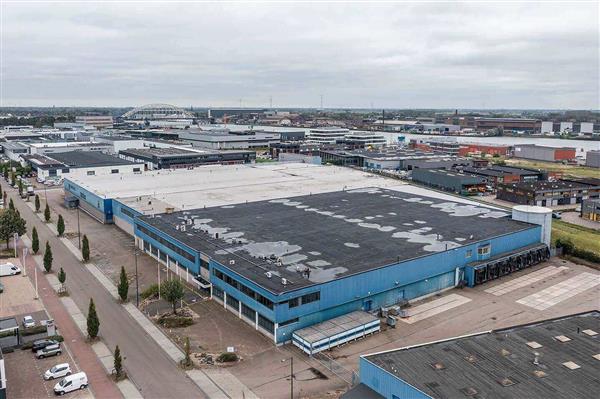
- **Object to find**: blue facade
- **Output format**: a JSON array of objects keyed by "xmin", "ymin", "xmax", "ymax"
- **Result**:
[
  {"xmin": 64, "ymin": 179, "xmax": 113, "ymax": 223},
  {"xmin": 133, "ymin": 215, "xmax": 541, "ymax": 343},
  {"xmin": 359, "ymin": 357, "xmax": 431, "ymax": 399}
]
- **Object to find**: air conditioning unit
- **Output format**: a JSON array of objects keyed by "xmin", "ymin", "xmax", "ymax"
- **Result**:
[
  {"xmin": 187, "ymin": 219, "xmax": 193, "ymax": 225},
  {"xmin": 176, "ymin": 225, "xmax": 180, "ymax": 231},
  {"xmin": 281, "ymin": 278, "xmax": 287, "ymax": 285},
  {"xmin": 181, "ymin": 225, "xmax": 186, "ymax": 232}
]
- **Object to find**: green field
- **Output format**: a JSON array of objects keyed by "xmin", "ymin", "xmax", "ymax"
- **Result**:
[
  {"xmin": 551, "ymin": 220, "xmax": 600, "ymax": 256},
  {"xmin": 505, "ymin": 159, "xmax": 600, "ymax": 179}
]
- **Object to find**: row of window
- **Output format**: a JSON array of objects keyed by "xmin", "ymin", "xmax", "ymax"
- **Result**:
[
  {"xmin": 137, "ymin": 224, "xmax": 196, "ymax": 262},
  {"xmin": 212, "ymin": 269, "xmax": 274, "ymax": 310},
  {"xmin": 287, "ymin": 291, "xmax": 321, "ymax": 308},
  {"xmin": 120, "ymin": 206, "xmax": 136, "ymax": 219},
  {"xmin": 214, "ymin": 287, "xmax": 275, "ymax": 334}
]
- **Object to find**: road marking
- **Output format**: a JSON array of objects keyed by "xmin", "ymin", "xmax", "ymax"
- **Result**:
[
  {"xmin": 516, "ymin": 272, "xmax": 600, "ymax": 310},
  {"xmin": 484, "ymin": 266, "xmax": 569, "ymax": 296},
  {"xmin": 399, "ymin": 294, "xmax": 471, "ymax": 324}
]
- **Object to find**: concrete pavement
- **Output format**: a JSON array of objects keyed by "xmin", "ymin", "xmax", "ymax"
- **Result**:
[{"xmin": 10, "ymin": 188, "xmax": 209, "ymax": 398}]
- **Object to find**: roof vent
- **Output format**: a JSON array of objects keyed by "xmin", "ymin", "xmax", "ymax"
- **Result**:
[
  {"xmin": 430, "ymin": 362, "xmax": 446, "ymax": 370},
  {"xmin": 497, "ymin": 377, "xmax": 517, "ymax": 387},
  {"xmin": 465, "ymin": 354, "xmax": 477, "ymax": 363},
  {"xmin": 229, "ymin": 260, "xmax": 235, "ymax": 265},
  {"xmin": 533, "ymin": 370, "xmax": 548, "ymax": 378},
  {"xmin": 582, "ymin": 329, "xmax": 598, "ymax": 336},
  {"xmin": 460, "ymin": 387, "xmax": 478, "ymax": 397},
  {"xmin": 187, "ymin": 219, "xmax": 192, "ymax": 225},
  {"xmin": 265, "ymin": 271, "xmax": 272, "ymax": 278},
  {"xmin": 526, "ymin": 341, "xmax": 543, "ymax": 349},
  {"xmin": 181, "ymin": 225, "xmax": 186, "ymax": 232},
  {"xmin": 281, "ymin": 278, "xmax": 288, "ymax": 285},
  {"xmin": 555, "ymin": 335, "xmax": 571, "ymax": 343}
]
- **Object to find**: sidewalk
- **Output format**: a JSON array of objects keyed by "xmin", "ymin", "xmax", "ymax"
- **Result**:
[{"xmin": 19, "ymin": 238, "xmax": 123, "ymax": 399}]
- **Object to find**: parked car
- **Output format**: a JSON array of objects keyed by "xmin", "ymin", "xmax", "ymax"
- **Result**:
[
  {"xmin": 44, "ymin": 363, "xmax": 72, "ymax": 380},
  {"xmin": 0, "ymin": 263, "xmax": 21, "ymax": 277},
  {"xmin": 23, "ymin": 315, "xmax": 35, "ymax": 328},
  {"xmin": 31, "ymin": 339, "xmax": 59, "ymax": 352},
  {"xmin": 552, "ymin": 212, "xmax": 562, "ymax": 219},
  {"xmin": 37, "ymin": 176, "xmax": 45, "ymax": 183},
  {"xmin": 54, "ymin": 372, "xmax": 88, "ymax": 395},
  {"xmin": 37, "ymin": 343, "xmax": 61, "ymax": 359}
]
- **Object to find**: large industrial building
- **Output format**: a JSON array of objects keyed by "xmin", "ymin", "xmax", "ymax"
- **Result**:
[
  {"xmin": 513, "ymin": 144, "xmax": 577, "ymax": 162},
  {"xmin": 497, "ymin": 179, "xmax": 600, "ymax": 206},
  {"xmin": 63, "ymin": 163, "xmax": 549, "ymax": 345},
  {"xmin": 349, "ymin": 312, "xmax": 600, "ymax": 399},
  {"xmin": 118, "ymin": 147, "xmax": 255, "ymax": 169}
]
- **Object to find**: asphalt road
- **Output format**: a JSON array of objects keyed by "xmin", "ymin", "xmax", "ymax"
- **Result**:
[{"xmin": 10, "ymin": 188, "xmax": 207, "ymax": 399}]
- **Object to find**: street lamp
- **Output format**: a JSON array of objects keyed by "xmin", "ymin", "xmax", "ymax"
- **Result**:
[
  {"xmin": 22, "ymin": 247, "xmax": 28, "ymax": 277},
  {"xmin": 134, "ymin": 248, "xmax": 140, "ymax": 307},
  {"xmin": 13, "ymin": 233, "xmax": 18, "ymax": 258},
  {"xmin": 281, "ymin": 357, "xmax": 294, "ymax": 399},
  {"xmin": 76, "ymin": 206, "xmax": 81, "ymax": 249}
]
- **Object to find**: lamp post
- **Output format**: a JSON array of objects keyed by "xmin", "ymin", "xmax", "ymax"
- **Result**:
[
  {"xmin": 22, "ymin": 247, "xmax": 28, "ymax": 277},
  {"xmin": 13, "ymin": 233, "xmax": 18, "ymax": 258},
  {"xmin": 76, "ymin": 206, "xmax": 81, "ymax": 249},
  {"xmin": 281, "ymin": 357, "xmax": 294, "ymax": 399},
  {"xmin": 134, "ymin": 248, "xmax": 140, "ymax": 307}
]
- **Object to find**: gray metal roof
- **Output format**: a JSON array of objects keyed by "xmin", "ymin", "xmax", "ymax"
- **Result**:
[
  {"xmin": 49, "ymin": 151, "xmax": 138, "ymax": 168},
  {"xmin": 139, "ymin": 188, "xmax": 535, "ymax": 294},
  {"xmin": 363, "ymin": 312, "xmax": 600, "ymax": 399},
  {"xmin": 293, "ymin": 311, "xmax": 379, "ymax": 345}
]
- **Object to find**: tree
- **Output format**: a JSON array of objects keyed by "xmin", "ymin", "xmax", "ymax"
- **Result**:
[
  {"xmin": 87, "ymin": 298, "xmax": 100, "ymax": 339},
  {"xmin": 44, "ymin": 203, "xmax": 51, "ymax": 222},
  {"xmin": 2, "ymin": 168, "xmax": 7, "ymax": 180},
  {"xmin": 35, "ymin": 194, "xmax": 40, "ymax": 212},
  {"xmin": 10, "ymin": 172, "xmax": 15, "ymax": 187},
  {"xmin": 0, "ymin": 208, "xmax": 26, "ymax": 249},
  {"xmin": 82, "ymin": 235, "xmax": 90, "ymax": 262},
  {"xmin": 3, "ymin": 192, "xmax": 7, "ymax": 206},
  {"xmin": 57, "ymin": 215, "xmax": 65, "ymax": 236},
  {"xmin": 18, "ymin": 179, "xmax": 23, "ymax": 196},
  {"xmin": 161, "ymin": 279, "xmax": 185, "ymax": 314},
  {"xmin": 8, "ymin": 198, "xmax": 14, "ymax": 211},
  {"xmin": 118, "ymin": 266, "xmax": 129, "ymax": 302},
  {"xmin": 183, "ymin": 337, "xmax": 192, "ymax": 368},
  {"xmin": 58, "ymin": 267, "xmax": 66, "ymax": 292},
  {"xmin": 114, "ymin": 345, "xmax": 123, "ymax": 378},
  {"xmin": 31, "ymin": 226, "xmax": 39, "ymax": 254},
  {"xmin": 43, "ymin": 242, "xmax": 53, "ymax": 273}
]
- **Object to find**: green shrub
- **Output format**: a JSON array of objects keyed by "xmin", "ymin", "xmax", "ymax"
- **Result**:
[
  {"xmin": 141, "ymin": 284, "xmax": 159, "ymax": 300},
  {"xmin": 217, "ymin": 352, "xmax": 238, "ymax": 363},
  {"xmin": 20, "ymin": 334, "xmax": 63, "ymax": 350},
  {"xmin": 21, "ymin": 325, "xmax": 47, "ymax": 336},
  {"xmin": 556, "ymin": 238, "xmax": 600, "ymax": 263},
  {"xmin": 157, "ymin": 315, "xmax": 194, "ymax": 328}
]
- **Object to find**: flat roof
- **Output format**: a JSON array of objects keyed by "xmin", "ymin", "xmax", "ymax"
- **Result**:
[
  {"xmin": 489, "ymin": 165, "xmax": 543, "ymax": 175},
  {"xmin": 49, "ymin": 151, "xmax": 139, "ymax": 168},
  {"xmin": 363, "ymin": 311, "xmax": 600, "ymax": 399},
  {"xmin": 294, "ymin": 311, "xmax": 379, "ymax": 345},
  {"xmin": 502, "ymin": 179, "xmax": 598, "ymax": 192},
  {"xmin": 139, "ymin": 187, "xmax": 532, "ymax": 294}
]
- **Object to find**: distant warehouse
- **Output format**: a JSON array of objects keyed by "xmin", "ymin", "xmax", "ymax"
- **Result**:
[
  {"xmin": 513, "ymin": 144, "xmax": 576, "ymax": 163},
  {"xmin": 497, "ymin": 178, "xmax": 600, "ymax": 207},
  {"xmin": 118, "ymin": 147, "xmax": 255, "ymax": 170},
  {"xmin": 411, "ymin": 168, "xmax": 486, "ymax": 195}
]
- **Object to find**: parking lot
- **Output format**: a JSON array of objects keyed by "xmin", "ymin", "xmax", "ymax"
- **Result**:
[
  {"xmin": 0, "ymin": 258, "xmax": 92, "ymax": 398},
  {"xmin": 4, "ymin": 348, "xmax": 92, "ymax": 399}
]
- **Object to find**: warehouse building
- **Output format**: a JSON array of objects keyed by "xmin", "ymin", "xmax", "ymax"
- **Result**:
[
  {"xmin": 513, "ymin": 144, "xmax": 576, "ymax": 162},
  {"xmin": 411, "ymin": 168, "xmax": 487, "ymax": 195},
  {"xmin": 581, "ymin": 198, "xmax": 600, "ymax": 222},
  {"xmin": 118, "ymin": 147, "xmax": 255, "ymax": 169},
  {"xmin": 457, "ymin": 166, "xmax": 521, "ymax": 187},
  {"xmin": 586, "ymin": 150, "xmax": 600, "ymax": 168},
  {"xmin": 26, "ymin": 151, "xmax": 144, "ymax": 181},
  {"xmin": 178, "ymin": 129, "xmax": 280, "ymax": 149},
  {"xmin": 487, "ymin": 165, "xmax": 545, "ymax": 181},
  {"xmin": 349, "ymin": 311, "xmax": 600, "ymax": 399},
  {"xmin": 497, "ymin": 179, "xmax": 600, "ymax": 206},
  {"xmin": 134, "ymin": 187, "xmax": 543, "ymax": 344}
]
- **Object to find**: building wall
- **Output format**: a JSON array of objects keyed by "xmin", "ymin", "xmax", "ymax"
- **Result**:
[
  {"xmin": 64, "ymin": 179, "xmax": 113, "ymax": 223},
  {"xmin": 40, "ymin": 164, "xmax": 143, "ymax": 180},
  {"xmin": 586, "ymin": 151, "xmax": 600, "ymax": 168},
  {"xmin": 359, "ymin": 357, "xmax": 431, "ymax": 399}
]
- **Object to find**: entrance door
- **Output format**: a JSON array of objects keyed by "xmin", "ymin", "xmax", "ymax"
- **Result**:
[{"xmin": 363, "ymin": 300, "xmax": 373, "ymax": 312}]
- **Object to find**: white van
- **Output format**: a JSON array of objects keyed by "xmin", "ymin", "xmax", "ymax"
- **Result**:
[
  {"xmin": 0, "ymin": 262, "xmax": 21, "ymax": 276},
  {"xmin": 54, "ymin": 372, "xmax": 88, "ymax": 395}
]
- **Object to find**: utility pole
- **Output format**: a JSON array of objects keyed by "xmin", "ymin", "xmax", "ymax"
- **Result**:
[
  {"xmin": 77, "ymin": 206, "xmax": 81, "ymax": 249},
  {"xmin": 34, "ymin": 266, "xmax": 38, "ymax": 300},
  {"xmin": 134, "ymin": 248, "xmax": 139, "ymax": 307},
  {"xmin": 282, "ymin": 357, "xmax": 294, "ymax": 398}
]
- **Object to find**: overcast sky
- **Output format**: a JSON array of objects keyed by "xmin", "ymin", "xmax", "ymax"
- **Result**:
[{"xmin": 1, "ymin": 2, "xmax": 598, "ymax": 109}]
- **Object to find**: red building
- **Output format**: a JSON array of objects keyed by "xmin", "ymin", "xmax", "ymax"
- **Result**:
[{"xmin": 459, "ymin": 144, "xmax": 510, "ymax": 157}]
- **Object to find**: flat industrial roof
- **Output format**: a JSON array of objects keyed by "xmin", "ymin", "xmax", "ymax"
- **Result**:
[
  {"xmin": 502, "ymin": 179, "xmax": 598, "ymax": 192},
  {"xmin": 139, "ymin": 187, "xmax": 533, "ymax": 294},
  {"xmin": 364, "ymin": 311, "xmax": 600, "ymax": 399},
  {"xmin": 50, "ymin": 151, "xmax": 139, "ymax": 168}
]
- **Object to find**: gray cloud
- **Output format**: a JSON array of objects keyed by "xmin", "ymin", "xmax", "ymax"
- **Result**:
[{"xmin": 1, "ymin": 2, "xmax": 598, "ymax": 108}]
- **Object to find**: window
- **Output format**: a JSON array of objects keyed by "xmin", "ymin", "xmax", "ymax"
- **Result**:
[
  {"xmin": 478, "ymin": 245, "xmax": 491, "ymax": 256},
  {"xmin": 288, "ymin": 298, "xmax": 299, "ymax": 308},
  {"xmin": 133, "ymin": 167, "xmax": 141, "ymax": 173},
  {"xmin": 258, "ymin": 313, "xmax": 274, "ymax": 334},
  {"xmin": 200, "ymin": 259, "xmax": 209, "ymax": 270},
  {"xmin": 86, "ymin": 171, "xmax": 95, "ymax": 176},
  {"xmin": 213, "ymin": 286, "xmax": 224, "ymax": 300},
  {"xmin": 466, "ymin": 250, "xmax": 472, "ymax": 258},
  {"xmin": 241, "ymin": 303, "xmax": 255, "ymax": 321},
  {"xmin": 111, "ymin": 169, "xmax": 119, "ymax": 174},
  {"xmin": 226, "ymin": 294, "xmax": 239, "ymax": 310},
  {"xmin": 61, "ymin": 168, "xmax": 70, "ymax": 174},
  {"xmin": 301, "ymin": 291, "xmax": 320, "ymax": 305},
  {"xmin": 79, "ymin": 192, "xmax": 87, "ymax": 200},
  {"xmin": 279, "ymin": 318, "xmax": 299, "ymax": 327},
  {"xmin": 120, "ymin": 207, "xmax": 135, "ymax": 218},
  {"xmin": 257, "ymin": 293, "xmax": 274, "ymax": 310},
  {"xmin": 137, "ymin": 224, "xmax": 196, "ymax": 262}
]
